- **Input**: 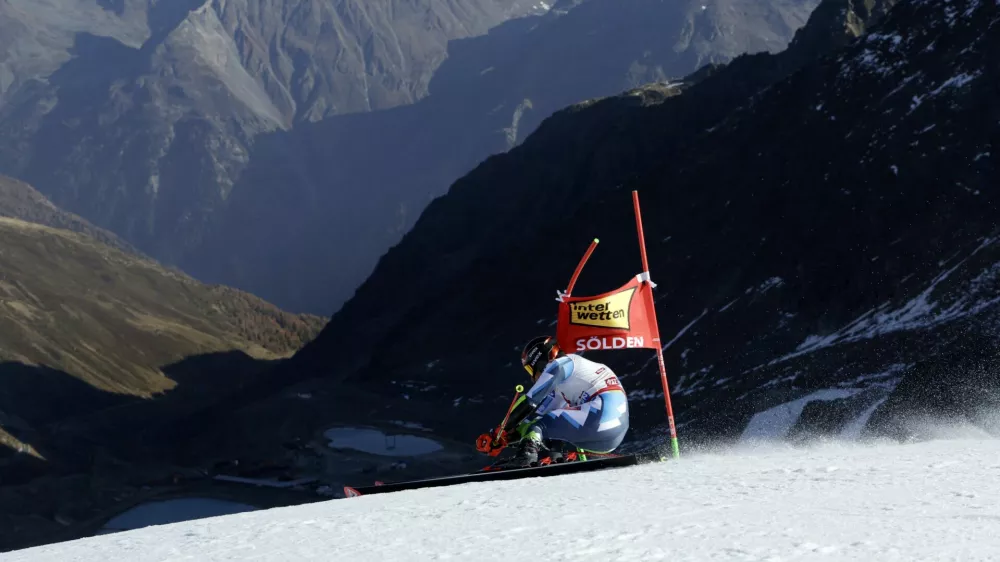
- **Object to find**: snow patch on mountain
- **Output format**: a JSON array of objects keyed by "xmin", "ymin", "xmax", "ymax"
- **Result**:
[
  {"xmin": 740, "ymin": 389, "xmax": 863, "ymax": 441},
  {"xmin": 662, "ymin": 308, "xmax": 709, "ymax": 350},
  {"xmin": 771, "ymin": 238, "xmax": 1000, "ymax": 365},
  {"xmin": 835, "ymin": 363, "xmax": 910, "ymax": 389},
  {"xmin": 840, "ymin": 397, "xmax": 889, "ymax": 439}
]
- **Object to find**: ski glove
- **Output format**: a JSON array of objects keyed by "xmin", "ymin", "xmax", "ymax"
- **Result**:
[{"xmin": 476, "ymin": 428, "xmax": 509, "ymax": 456}]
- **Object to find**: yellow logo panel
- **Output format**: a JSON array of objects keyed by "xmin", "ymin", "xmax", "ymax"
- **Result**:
[{"xmin": 567, "ymin": 287, "xmax": 635, "ymax": 330}]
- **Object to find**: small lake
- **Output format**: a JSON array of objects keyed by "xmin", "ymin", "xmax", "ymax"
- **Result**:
[
  {"xmin": 99, "ymin": 498, "xmax": 257, "ymax": 534},
  {"xmin": 324, "ymin": 427, "xmax": 443, "ymax": 456}
]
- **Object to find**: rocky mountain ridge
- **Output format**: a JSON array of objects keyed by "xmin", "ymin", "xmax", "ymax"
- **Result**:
[
  {"xmin": 0, "ymin": 177, "xmax": 325, "ymax": 484},
  {"xmin": 0, "ymin": 175, "xmax": 136, "ymax": 254},
  {"xmin": 241, "ymin": 0, "xmax": 997, "ymax": 452},
  {"xmin": 288, "ymin": 0, "xmax": 904, "ymax": 380},
  {"xmin": 0, "ymin": 0, "xmax": 544, "ymax": 263}
]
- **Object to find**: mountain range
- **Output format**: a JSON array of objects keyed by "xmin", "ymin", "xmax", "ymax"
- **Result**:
[
  {"xmin": 0, "ymin": 0, "xmax": 820, "ymax": 314},
  {"xmin": 0, "ymin": 173, "xmax": 325, "ymax": 482},
  {"xmin": 185, "ymin": 0, "xmax": 822, "ymax": 314},
  {"xmin": 0, "ymin": 0, "xmax": 543, "ymax": 274},
  {"xmin": 0, "ymin": 175, "xmax": 136, "ymax": 253},
  {"xmin": 2, "ymin": 0, "xmax": 997, "ymax": 553},
  {"xmin": 0, "ymin": 0, "xmax": 827, "ymax": 551}
]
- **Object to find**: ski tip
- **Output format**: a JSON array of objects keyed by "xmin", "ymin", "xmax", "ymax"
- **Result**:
[{"xmin": 343, "ymin": 486, "xmax": 362, "ymax": 498}]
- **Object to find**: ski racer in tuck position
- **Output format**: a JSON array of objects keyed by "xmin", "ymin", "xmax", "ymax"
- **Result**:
[{"xmin": 477, "ymin": 335, "xmax": 630, "ymax": 467}]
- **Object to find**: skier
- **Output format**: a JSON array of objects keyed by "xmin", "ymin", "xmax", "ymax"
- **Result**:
[{"xmin": 481, "ymin": 335, "xmax": 630, "ymax": 467}]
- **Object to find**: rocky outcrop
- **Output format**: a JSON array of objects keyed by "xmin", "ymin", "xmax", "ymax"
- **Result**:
[{"xmin": 270, "ymin": 0, "xmax": 997, "ymax": 447}]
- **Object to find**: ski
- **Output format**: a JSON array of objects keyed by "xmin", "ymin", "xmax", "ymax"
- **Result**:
[
  {"xmin": 342, "ymin": 452, "xmax": 654, "ymax": 498},
  {"xmin": 478, "ymin": 449, "xmax": 621, "ymax": 472}
]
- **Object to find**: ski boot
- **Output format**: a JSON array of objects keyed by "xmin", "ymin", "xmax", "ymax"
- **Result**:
[
  {"xmin": 509, "ymin": 437, "xmax": 541, "ymax": 467},
  {"xmin": 486, "ymin": 437, "xmax": 544, "ymax": 470}
]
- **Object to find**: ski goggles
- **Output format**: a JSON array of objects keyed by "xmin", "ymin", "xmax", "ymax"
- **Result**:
[
  {"xmin": 523, "ymin": 362, "xmax": 536, "ymax": 379},
  {"xmin": 521, "ymin": 345, "xmax": 547, "ymax": 380}
]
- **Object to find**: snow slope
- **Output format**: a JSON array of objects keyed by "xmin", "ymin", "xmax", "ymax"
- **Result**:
[{"xmin": 9, "ymin": 437, "xmax": 1000, "ymax": 561}]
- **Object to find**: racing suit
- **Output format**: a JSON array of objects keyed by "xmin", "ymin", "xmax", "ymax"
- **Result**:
[{"xmin": 506, "ymin": 353, "xmax": 629, "ymax": 453}]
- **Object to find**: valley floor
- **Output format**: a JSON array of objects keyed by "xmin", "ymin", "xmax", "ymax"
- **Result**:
[{"xmin": 8, "ymin": 433, "xmax": 1000, "ymax": 561}]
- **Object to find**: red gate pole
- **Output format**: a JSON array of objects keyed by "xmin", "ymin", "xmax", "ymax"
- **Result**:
[
  {"xmin": 631, "ymin": 190, "xmax": 680, "ymax": 459},
  {"xmin": 564, "ymin": 238, "xmax": 599, "ymax": 296}
]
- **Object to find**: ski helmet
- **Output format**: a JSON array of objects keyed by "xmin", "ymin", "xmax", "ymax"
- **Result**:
[{"xmin": 521, "ymin": 335, "xmax": 560, "ymax": 381}]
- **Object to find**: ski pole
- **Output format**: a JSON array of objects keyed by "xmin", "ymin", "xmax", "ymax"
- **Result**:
[{"xmin": 493, "ymin": 384, "xmax": 524, "ymax": 446}]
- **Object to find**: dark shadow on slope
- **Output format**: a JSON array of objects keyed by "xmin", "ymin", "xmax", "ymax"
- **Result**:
[
  {"xmin": 0, "ymin": 362, "xmax": 134, "ymax": 427},
  {"xmin": 143, "ymin": 352, "xmax": 317, "ymax": 461},
  {"xmin": 0, "ymin": 350, "xmax": 281, "ymax": 486},
  {"xmin": 0, "ymin": 361, "xmax": 138, "ymax": 484},
  {"xmin": 114, "ymin": 351, "xmax": 284, "ymax": 460},
  {"xmin": 49, "ymin": 351, "xmax": 284, "ymax": 468},
  {"xmin": 0, "ymin": 350, "xmax": 286, "ymax": 553},
  {"xmin": 0, "ymin": 351, "xmax": 300, "ymax": 551}
]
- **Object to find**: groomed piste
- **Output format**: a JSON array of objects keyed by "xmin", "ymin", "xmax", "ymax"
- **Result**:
[{"xmin": 9, "ymin": 434, "xmax": 1000, "ymax": 561}]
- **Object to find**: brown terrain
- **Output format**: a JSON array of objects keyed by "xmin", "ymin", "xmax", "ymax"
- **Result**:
[{"xmin": 0, "ymin": 175, "xmax": 330, "ymax": 551}]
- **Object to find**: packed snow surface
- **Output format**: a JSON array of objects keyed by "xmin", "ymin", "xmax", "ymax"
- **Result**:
[
  {"xmin": 324, "ymin": 426, "xmax": 442, "ymax": 456},
  {"xmin": 10, "ymin": 437, "xmax": 1000, "ymax": 561}
]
